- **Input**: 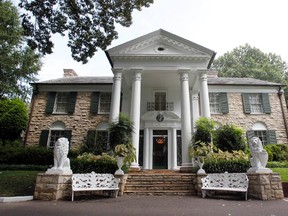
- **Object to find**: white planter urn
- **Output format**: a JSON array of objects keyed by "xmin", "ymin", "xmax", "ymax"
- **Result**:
[
  {"xmin": 115, "ymin": 156, "xmax": 125, "ymax": 175},
  {"xmin": 196, "ymin": 156, "xmax": 206, "ymax": 174}
]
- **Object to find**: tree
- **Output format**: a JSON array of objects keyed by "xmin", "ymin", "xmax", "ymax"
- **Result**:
[
  {"xmin": 212, "ymin": 44, "xmax": 288, "ymax": 85},
  {"xmin": 0, "ymin": 98, "xmax": 28, "ymax": 146},
  {"xmin": 0, "ymin": 1, "xmax": 41, "ymax": 101},
  {"xmin": 19, "ymin": 0, "xmax": 154, "ymax": 64}
]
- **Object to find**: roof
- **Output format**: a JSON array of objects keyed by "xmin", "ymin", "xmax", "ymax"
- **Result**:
[
  {"xmin": 33, "ymin": 76, "xmax": 283, "ymax": 87},
  {"xmin": 33, "ymin": 76, "xmax": 113, "ymax": 85},
  {"xmin": 208, "ymin": 77, "xmax": 283, "ymax": 86}
]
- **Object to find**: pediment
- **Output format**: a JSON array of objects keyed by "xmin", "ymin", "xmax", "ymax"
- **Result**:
[{"xmin": 107, "ymin": 29, "xmax": 215, "ymax": 58}]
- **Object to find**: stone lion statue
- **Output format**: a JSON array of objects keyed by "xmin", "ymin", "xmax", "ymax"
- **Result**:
[
  {"xmin": 247, "ymin": 137, "xmax": 271, "ymax": 174},
  {"xmin": 46, "ymin": 137, "xmax": 72, "ymax": 175}
]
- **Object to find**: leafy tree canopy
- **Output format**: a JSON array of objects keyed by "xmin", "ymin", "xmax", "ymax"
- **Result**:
[
  {"xmin": 0, "ymin": 0, "xmax": 41, "ymax": 101},
  {"xmin": 0, "ymin": 98, "xmax": 28, "ymax": 145},
  {"xmin": 212, "ymin": 44, "xmax": 288, "ymax": 84},
  {"xmin": 19, "ymin": 0, "xmax": 154, "ymax": 64}
]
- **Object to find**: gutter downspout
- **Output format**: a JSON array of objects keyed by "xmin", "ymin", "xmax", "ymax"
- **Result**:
[{"xmin": 277, "ymin": 86, "xmax": 288, "ymax": 138}]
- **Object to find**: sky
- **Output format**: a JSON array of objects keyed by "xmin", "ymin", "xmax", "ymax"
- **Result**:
[{"xmin": 17, "ymin": 0, "xmax": 288, "ymax": 81}]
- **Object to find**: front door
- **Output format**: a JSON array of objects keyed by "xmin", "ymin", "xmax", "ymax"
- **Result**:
[{"xmin": 153, "ymin": 130, "xmax": 168, "ymax": 169}]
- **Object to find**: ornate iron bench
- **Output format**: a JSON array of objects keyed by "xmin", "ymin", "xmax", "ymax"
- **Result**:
[
  {"xmin": 201, "ymin": 172, "xmax": 249, "ymax": 200},
  {"xmin": 71, "ymin": 172, "xmax": 119, "ymax": 201}
]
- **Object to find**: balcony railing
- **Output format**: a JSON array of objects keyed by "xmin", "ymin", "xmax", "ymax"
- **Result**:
[{"xmin": 147, "ymin": 102, "xmax": 174, "ymax": 111}]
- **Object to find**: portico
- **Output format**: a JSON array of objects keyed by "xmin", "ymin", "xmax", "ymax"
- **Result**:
[{"xmin": 106, "ymin": 29, "xmax": 216, "ymax": 170}]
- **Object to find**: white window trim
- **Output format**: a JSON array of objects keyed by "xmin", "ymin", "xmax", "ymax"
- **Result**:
[
  {"xmin": 53, "ymin": 92, "xmax": 69, "ymax": 114},
  {"xmin": 98, "ymin": 92, "xmax": 111, "ymax": 114}
]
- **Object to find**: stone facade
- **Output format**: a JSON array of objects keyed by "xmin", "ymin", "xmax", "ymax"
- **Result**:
[
  {"xmin": 26, "ymin": 91, "xmax": 109, "ymax": 148},
  {"xmin": 211, "ymin": 92, "xmax": 288, "ymax": 144}
]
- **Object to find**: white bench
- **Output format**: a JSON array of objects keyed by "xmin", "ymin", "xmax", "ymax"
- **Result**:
[
  {"xmin": 71, "ymin": 172, "xmax": 119, "ymax": 201},
  {"xmin": 201, "ymin": 172, "xmax": 249, "ymax": 200}
]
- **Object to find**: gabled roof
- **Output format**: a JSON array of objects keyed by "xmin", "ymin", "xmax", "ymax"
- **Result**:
[
  {"xmin": 208, "ymin": 77, "xmax": 283, "ymax": 86},
  {"xmin": 106, "ymin": 29, "xmax": 216, "ymax": 69}
]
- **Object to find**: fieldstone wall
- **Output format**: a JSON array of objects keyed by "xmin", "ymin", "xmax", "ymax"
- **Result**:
[
  {"xmin": 247, "ymin": 173, "xmax": 284, "ymax": 200},
  {"xmin": 211, "ymin": 93, "xmax": 288, "ymax": 144},
  {"xmin": 26, "ymin": 92, "xmax": 109, "ymax": 148},
  {"xmin": 34, "ymin": 173, "xmax": 72, "ymax": 200}
]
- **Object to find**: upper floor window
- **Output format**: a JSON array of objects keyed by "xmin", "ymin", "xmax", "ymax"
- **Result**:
[
  {"xmin": 246, "ymin": 122, "xmax": 277, "ymax": 145},
  {"xmin": 46, "ymin": 92, "xmax": 77, "ymax": 114},
  {"xmin": 90, "ymin": 92, "xmax": 111, "ymax": 114},
  {"xmin": 242, "ymin": 93, "xmax": 271, "ymax": 114},
  {"xmin": 209, "ymin": 92, "xmax": 229, "ymax": 114},
  {"xmin": 155, "ymin": 92, "xmax": 166, "ymax": 111}
]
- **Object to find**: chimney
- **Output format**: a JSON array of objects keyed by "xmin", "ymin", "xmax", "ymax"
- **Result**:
[{"xmin": 63, "ymin": 69, "xmax": 78, "ymax": 77}]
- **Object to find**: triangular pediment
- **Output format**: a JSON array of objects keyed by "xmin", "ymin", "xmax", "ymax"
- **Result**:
[{"xmin": 107, "ymin": 29, "xmax": 215, "ymax": 58}]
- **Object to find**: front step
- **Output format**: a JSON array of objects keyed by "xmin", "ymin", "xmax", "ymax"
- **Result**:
[{"xmin": 124, "ymin": 170, "xmax": 197, "ymax": 196}]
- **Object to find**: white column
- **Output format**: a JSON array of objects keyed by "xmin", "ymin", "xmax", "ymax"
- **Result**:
[
  {"xmin": 143, "ymin": 127, "xmax": 149, "ymax": 170},
  {"xmin": 109, "ymin": 69, "xmax": 122, "ymax": 122},
  {"xmin": 191, "ymin": 92, "xmax": 200, "ymax": 131},
  {"xmin": 179, "ymin": 70, "xmax": 192, "ymax": 168},
  {"xmin": 199, "ymin": 73, "xmax": 210, "ymax": 118},
  {"xmin": 171, "ymin": 128, "xmax": 178, "ymax": 170},
  {"xmin": 130, "ymin": 71, "xmax": 142, "ymax": 169}
]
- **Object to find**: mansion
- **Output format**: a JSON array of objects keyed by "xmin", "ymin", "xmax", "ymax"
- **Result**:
[{"xmin": 24, "ymin": 29, "xmax": 288, "ymax": 170}]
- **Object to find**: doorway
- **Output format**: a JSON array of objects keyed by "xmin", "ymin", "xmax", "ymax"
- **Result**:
[{"xmin": 153, "ymin": 130, "xmax": 168, "ymax": 169}]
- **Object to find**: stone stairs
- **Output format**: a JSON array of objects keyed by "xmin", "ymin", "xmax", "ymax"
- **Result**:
[{"xmin": 124, "ymin": 170, "xmax": 197, "ymax": 196}]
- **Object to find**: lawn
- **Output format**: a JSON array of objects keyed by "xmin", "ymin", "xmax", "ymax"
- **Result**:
[
  {"xmin": 0, "ymin": 170, "xmax": 40, "ymax": 196},
  {"xmin": 271, "ymin": 168, "xmax": 288, "ymax": 182}
]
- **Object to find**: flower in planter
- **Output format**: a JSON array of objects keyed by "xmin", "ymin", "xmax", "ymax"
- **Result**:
[{"xmin": 114, "ymin": 144, "xmax": 129, "ymax": 157}]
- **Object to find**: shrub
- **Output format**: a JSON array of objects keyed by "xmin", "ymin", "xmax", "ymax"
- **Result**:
[
  {"xmin": 264, "ymin": 144, "xmax": 288, "ymax": 162},
  {"xmin": 0, "ymin": 164, "xmax": 47, "ymax": 171},
  {"xmin": 0, "ymin": 146, "xmax": 53, "ymax": 166},
  {"xmin": 213, "ymin": 124, "xmax": 247, "ymax": 152},
  {"xmin": 267, "ymin": 161, "xmax": 288, "ymax": 168},
  {"xmin": 192, "ymin": 117, "xmax": 215, "ymax": 144},
  {"xmin": 71, "ymin": 153, "xmax": 118, "ymax": 173},
  {"xmin": 204, "ymin": 159, "xmax": 250, "ymax": 173}
]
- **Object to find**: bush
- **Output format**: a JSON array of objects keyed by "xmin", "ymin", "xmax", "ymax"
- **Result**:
[
  {"xmin": 0, "ymin": 164, "xmax": 47, "ymax": 171},
  {"xmin": 267, "ymin": 161, "xmax": 288, "ymax": 168},
  {"xmin": 213, "ymin": 124, "xmax": 247, "ymax": 152},
  {"xmin": 203, "ymin": 159, "xmax": 250, "ymax": 173},
  {"xmin": 264, "ymin": 144, "xmax": 288, "ymax": 162},
  {"xmin": 71, "ymin": 153, "xmax": 118, "ymax": 173},
  {"xmin": 192, "ymin": 117, "xmax": 215, "ymax": 144},
  {"xmin": 0, "ymin": 146, "xmax": 53, "ymax": 166}
]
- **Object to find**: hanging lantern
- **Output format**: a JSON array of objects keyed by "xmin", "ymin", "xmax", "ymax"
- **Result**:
[{"xmin": 156, "ymin": 137, "xmax": 165, "ymax": 145}]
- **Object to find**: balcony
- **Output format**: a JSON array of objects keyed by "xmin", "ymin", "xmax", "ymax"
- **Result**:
[{"xmin": 147, "ymin": 102, "xmax": 174, "ymax": 111}]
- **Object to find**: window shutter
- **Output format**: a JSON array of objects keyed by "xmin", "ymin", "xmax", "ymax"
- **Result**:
[
  {"xmin": 242, "ymin": 93, "xmax": 251, "ymax": 114},
  {"xmin": 67, "ymin": 92, "xmax": 77, "ymax": 114},
  {"xmin": 90, "ymin": 92, "xmax": 100, "ymax": 114},
  {"xmin": 63, "ymin": 130, "xmax": 72, "ymax": 147},
  {"xmin": 39, "ymin": 130, "xmax": 49, "ymax": 147},
  {"xmin": 46, "ymin": 92, "xmax": 56, "ymax": 114},
  {"xmin": 246, "ymin": 130, "xmax": 255, "ymax": 142},
  {"xmin": 220, "ymin": 93, "xmax": 229, "ymax": 114},
  {"xmin": 267, "ymin": 130, "xmax": 277, "ymax": 144},
  {"xmin": 262, "ymin": 93, "xmax": 271, "ymax": 114}
]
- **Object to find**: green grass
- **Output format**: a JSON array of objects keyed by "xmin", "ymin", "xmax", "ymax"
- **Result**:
[
  {"xmin": 0, "ymin": 170, "xmax": 39, "ymax": 196},
  {"xmin": 271, "ymin": 168, "xmax": 288, "ymax": 182}
]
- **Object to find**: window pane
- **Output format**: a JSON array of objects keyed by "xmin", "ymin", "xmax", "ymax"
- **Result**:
[
  {"xmin": 254, "ymin": 131, "xmax": 267, "ymax": 145},
  {"xmin": 49, "ymin": 130, "xmax": 64, "ymax": 148},
  {"xmin": 249, "ymin": 94, "xmax": 263, "ymax": 113},
  {"xmin": 54, "ymin": 93, "xmax": 69, "ymax": 113},
  {"xmin": 209, "ymin": 93, "xmax": 221, "ymax": 114},
  {"xmin": 155, "ymin": 92, "xmax": 166, "ymax": 111},
  {"xmin": 96, "ymin": 131, "xmax": 108, "ymax": 152},
  {"xmin": 99, "ymin": 93, "xmax": 111, "ymax": 113}
]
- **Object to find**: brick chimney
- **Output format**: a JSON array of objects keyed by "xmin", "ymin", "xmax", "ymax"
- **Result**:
[{"xmin": 63, "ymin": 69, "xmax": 78, "ymax": 77}]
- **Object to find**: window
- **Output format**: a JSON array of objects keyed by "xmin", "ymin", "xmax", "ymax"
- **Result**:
[
  {"xmin": 246, "ymin": 122, "xmax": 277, "ymax": 145},
  {"xmin": 249, "ymin": 94, "xmax": 263, "ymax": 114},
  {"xmin": 242, "ymin": 93, "xmax": 271, "ymax": 114},
  {"xmin": 90, "ymin": 92, "xmax": 111, "ymax": 114},
  {"xmin": 99, "ymin": 92, "xmax": 111, "ymax": 114},
  {"xmin": 54, "ymin": 92, "xmax": 69, "ymax": 113},
  {"xmin": 39, "ymin": 121, "xmax": 72, "ymax": 148},
  {"xmin": 209, "ymin": 93, "xmax": 220, "ymax": 114},
  {"xmin": 46, "ymin": 92, "xmax": 77, "ymax": 114},
  {"xmin": 209, "ymin": 92, "xmax": 229, "ymax": 114},
  {"xmin": 155, "ymin": 92, "xmax": 166, "ymax": 111}
]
